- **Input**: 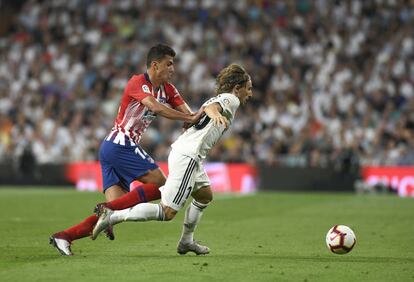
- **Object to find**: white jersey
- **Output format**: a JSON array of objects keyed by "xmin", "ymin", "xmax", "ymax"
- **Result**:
[{"xmin": 171, "ymin": 93, "xmax": 240, "ymax": 159}]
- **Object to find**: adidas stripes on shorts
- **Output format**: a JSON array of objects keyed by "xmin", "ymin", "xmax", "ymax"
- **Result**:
[{"xmin": 160, "ymin": 150, "xmax": 210, "ymax": 211}]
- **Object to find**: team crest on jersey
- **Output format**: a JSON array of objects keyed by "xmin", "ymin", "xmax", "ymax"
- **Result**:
[
  {"xmin": 224, "ymin": 98, "xmax": 230, "ymax": 105},
  {"xmin": 142, "ymin": 84, "xmax": 151, "ymax": 94}
]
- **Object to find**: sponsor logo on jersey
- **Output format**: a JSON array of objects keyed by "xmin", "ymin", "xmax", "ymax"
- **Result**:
[{"xmin": 142, "ymin": 109, "xmax": 157, "ymax": 121}]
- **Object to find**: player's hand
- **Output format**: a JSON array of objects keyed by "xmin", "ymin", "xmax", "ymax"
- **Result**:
[
  {"xmin": 189, "ymin": 107, "xmax": 204, "ymax": 124},
  {"xmin": 182, "ymin": 121, "xmax": 192, "ymax": 130},
  {"xmin": 182, "ymin": 107, "xmax": 204, "ymax": 132},
  {"xmin": 212, "ymin": 115, "xmax": 229, "ymax": 128}
]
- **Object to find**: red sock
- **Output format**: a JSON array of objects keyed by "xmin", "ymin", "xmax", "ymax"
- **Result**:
[
  {"xmin": 136, "ymin": 183, "xmax": 162, "ymax": 202},
  {"xmin": 57, "ymin": 214, "xmax": 98, "ymax": 242},
  {"xmin": 54, "ymin": 184, "xmax": 161, "ymax": 242},
  {"xmin": 105, "ymin": 183, "xmax": 161, "ymax": 210}
]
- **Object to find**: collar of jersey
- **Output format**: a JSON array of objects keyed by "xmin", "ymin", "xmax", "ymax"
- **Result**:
[{"xmin": 144, "ymin": 72, "xmax": 160, "ymax": 94}]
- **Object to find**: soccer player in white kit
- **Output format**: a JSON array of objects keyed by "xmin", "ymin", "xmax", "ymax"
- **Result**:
[{"xmin": 92, "ymin": 64, "xmax": 253, "ymax": 255}]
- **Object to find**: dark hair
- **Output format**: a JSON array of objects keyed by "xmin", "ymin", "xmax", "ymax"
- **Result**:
[
  {"xmin": 146, "ymin": 44, "xmax": 176, "ymax": 68},
  {"xmin": 215, "ymin": 64, "xmax": 250, "ymax": 94}
]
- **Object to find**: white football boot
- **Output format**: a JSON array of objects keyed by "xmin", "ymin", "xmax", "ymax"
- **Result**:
[
  {"xmin": 91, "ymin": 206, "xmax": 113, "ymax": 240},
  {"xmin": 49, "ymin": 235, "xmax": 73, "ymax": 256},
  {"xmin": 177, "ymin": 240, "xmax": 210, "ymax": 255},
  {"xmin": 94, "ymin": 203, "xmax": 115, "ymax": 240}
]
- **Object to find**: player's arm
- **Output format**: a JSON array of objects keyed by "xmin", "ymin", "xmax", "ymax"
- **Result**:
[
  {"xmin": 166, "ymin": 84, "xmax": 195, "ymax": 126},
  {"xmin": 204, "ymin": 102, "xmax": 229, "ymax": 128},
  {"xmin": 174, "ymin": 102, "xmax": 193, "ymax": 114},
  {"xmin": 175, "ymin": 102, "xmax": 196, "ymax": 130},
  {"xmin": 141, "ymin": 96, "xmax": 200, "ymax": 123}
]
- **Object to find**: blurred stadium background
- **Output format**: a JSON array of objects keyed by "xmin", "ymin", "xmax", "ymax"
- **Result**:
[
  {"xmin": 1, "ymin": 1, "xmax": 414, "ymax": 281},
  {"xmin": 0, "ymin": 0, "xmax": 413, "ymax": 194}
]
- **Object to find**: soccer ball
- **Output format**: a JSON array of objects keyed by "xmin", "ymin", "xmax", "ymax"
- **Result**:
[{"xmin": 325, "ymin": 225, "xmax": 356, "ymax": 254}]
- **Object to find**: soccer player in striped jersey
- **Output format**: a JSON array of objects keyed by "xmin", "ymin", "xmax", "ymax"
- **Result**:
[
  {"xmin": 50, "ymin": 44, "xmax": 202, "ymax": 256},
  {"xmin": 92, "ymin": 64, "xmax": 253, "ymax": 255}
]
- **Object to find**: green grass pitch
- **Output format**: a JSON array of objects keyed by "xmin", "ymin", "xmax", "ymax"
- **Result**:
[{"xmin": 0, "ymin": 188, "xmax": 413, "ymax": 282}]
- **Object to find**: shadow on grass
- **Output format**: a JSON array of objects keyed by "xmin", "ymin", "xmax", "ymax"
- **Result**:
[
  {"xmin": 220, "ymin": 254, "xmax": 414, "ymax": 264},
  {"xmin": 4, "ymin": 252, "xmax": 413, "ymax": 266},
  {"xmin": 119, "ymin": 253, "xmax": 414, "ymax": 264}
]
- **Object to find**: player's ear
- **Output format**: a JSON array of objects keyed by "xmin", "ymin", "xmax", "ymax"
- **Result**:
[{"xmin": 151, "ymin": 61, "xmax": 158, "ymax": 70}]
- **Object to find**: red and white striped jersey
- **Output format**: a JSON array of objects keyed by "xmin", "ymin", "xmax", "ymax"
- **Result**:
[{"xmin": 106, "ymin": 73, "xmax": 184, "ymax": 146}]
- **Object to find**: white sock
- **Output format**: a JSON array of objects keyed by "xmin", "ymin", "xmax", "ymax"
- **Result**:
[
  {"xmin": 180, "ymin": 200, "xmax": 208, "ymax": 244},
  {"xmin": 109, "ymin": 203, "xmax": 164, "ymax": 224}
]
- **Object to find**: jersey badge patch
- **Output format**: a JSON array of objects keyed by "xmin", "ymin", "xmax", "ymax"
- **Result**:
[{"xmin": 142, "ymin": 85, "xmax": 151, "ymax": 94}]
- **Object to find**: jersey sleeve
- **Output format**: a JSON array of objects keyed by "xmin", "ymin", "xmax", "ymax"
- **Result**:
[
  {"xmin": 126, "ymin": 76, "xmax": 152, "ymax": 102},
  {"xmin": 165, "ymin": 83, "xmax": 185, "ymax": 107},
  {"xmin": 203, "ymin": 94, "xmax": 240, "ymax": 113}
]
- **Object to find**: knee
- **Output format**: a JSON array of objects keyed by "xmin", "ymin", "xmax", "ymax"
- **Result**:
[
  {"xmin": 193, "ymin": 187, "xmax": 213, "ymax": 205},
  {"xmin": 163, "ymin": 206, "xmax": 177, "ymax": 221},
  {"xmin": 157, "ymin": 177, "xmax": 166, "ymax": 187},
  {"xmin": 196, "ymin": 194, "xmax": 212, "ymax": 205},
  {"xmin": 140, "ymin": 169, "xmax": 166, "ymax": 187},
  {"xmin": 104, "ymin": 185, "xmax": 127, "ymax": 201},
  {"xmin": 154, "ymin": 174, "xmax": 166, "ymax": 187}
]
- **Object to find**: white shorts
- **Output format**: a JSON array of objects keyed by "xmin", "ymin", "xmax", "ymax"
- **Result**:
[{"xmin": 160, "ymin": 150, "xmax": 210, "ymax": 211}]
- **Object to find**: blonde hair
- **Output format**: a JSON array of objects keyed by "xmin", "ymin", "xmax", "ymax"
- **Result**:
[{"xmin": 215, "ymin": 64, "xmax": 250, "ymax": 95}]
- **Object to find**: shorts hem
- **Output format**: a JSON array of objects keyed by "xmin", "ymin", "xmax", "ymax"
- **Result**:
[
  {"xmin": 102, "ymin": 182, "xmax": 129, "ymax": 193},
  {"xmin": 133, "ymin": 165, "xmax": 160, "ymax": 180}
]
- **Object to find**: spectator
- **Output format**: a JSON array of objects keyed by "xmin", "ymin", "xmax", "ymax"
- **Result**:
[{"xmin": 0, "ymin": 0, "xmax": 413, "ymax": 167}]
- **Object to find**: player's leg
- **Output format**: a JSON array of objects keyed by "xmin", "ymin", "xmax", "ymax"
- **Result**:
[
  {"xmin": 104, "ymin": 185, "xmax": 129, "ymax": 201},
  {"xmin": 177, "ymin": 165, "xmax": 212, "ymax": 255},
  {"xmin": 100, "ymin": 168, "xmax": 166, "ymax": 211},
  {"xmin": 158, "ymin": 151, "xmax": 200, "ymax": 221},
  {"xmin": 133, "ymin": 167, "xmax": 166, "ymax": 202},
  {"xmin": 138, "ymin": 167, "xmax": 166, "ymax": 187},
  {"xmin": 59, "ymin": 184, "xmax": 126, "ymax": 240},
  {"xmin": 49, "ymin": 140, "xmax": 127, "ymax": 256},
  {"xmin": 179, "ymin": 186, "xmax": 212, "ymax": 243},
  {"xmin": 50, "ymin": 156, "xmax": 128, "ymax": 245},
  {"xmin": 177, "ymin": 185, "xmax": 212, "ymax": 255},
  {"xmin": 100, "ymin": 185, "xmax": 128, "ymax": 240},
  {"xmin": 49, "ymin": 183, "xmax": 126, "ymax": 256},
  {"xmin": 96, "ymin": 150, "xmax": 183, "ymax": 221},
  {"xmin": 91, "ymin": 201, "xmax": 166, "ymax": 240},
  {"xmin": 93, "ymin": 144, "xmax": 165, "ymax": 239},
  {"xmin": 92, "ymin": 151, "xmax": 196, "ymax": 239},
  {"xmin": 95, "ymin": 144, "xmax": 166, "ymax": 212}
]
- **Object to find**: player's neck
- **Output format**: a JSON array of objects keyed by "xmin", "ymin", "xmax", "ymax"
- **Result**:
[{"xmin": 147, "ymin": 70, "xmax": 161, "ymax": 88}]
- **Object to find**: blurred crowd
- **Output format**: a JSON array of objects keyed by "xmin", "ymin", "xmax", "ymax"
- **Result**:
[{"xmin": 0, "ymin": 0, "xmax": 413, "ymax": 173}]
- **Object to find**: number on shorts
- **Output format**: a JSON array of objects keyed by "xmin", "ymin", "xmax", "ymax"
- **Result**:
[
  {"xmin": 185, "ymin": 186, "xmax": 192, "ymax": 200},
  {"xmin": 135, "ymin": 147, "xmax": 148, "ymax": 159}
]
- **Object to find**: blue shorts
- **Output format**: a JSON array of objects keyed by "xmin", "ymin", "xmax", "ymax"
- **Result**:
[{"xmin": 99, "ymin": 140, "xmax": 158, "ymax": 192}]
